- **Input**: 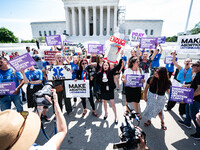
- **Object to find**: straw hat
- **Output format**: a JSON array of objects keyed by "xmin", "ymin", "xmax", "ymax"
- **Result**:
[{"xmin": 0, "ymin": 110, "xmax": 41, "ymax": 150}]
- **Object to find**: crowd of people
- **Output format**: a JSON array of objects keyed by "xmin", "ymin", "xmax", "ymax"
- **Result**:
[{"xmin": 0, "ymin": 43, "xmax": 200, "ymax": 149}]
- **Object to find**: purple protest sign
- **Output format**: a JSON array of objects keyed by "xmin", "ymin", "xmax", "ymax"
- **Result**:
[
  {"xmin": 45, "ymin": 35, "xmax": 62, "ymax": 46},
  {"xmin": 8, "ymin": 53, "xmax": 36, "ymax": 72},
  {"xmin": 0, "ymin": 82, "xmax": 16, "ymax": 95},
  {"xmin": 140, "ymin": 37, "xmax": 158, "ymax": 49},
  {"xmin": 164, "ymin": 56, "xmax": 178, "ymax": 64},
  {"xmin": 169, "ymin": 86, "xmax": 194, "ymax": 104},
  {"xmin": 88, "ymin": 44, "xmax": 104, "ymax": 54},
  {"xmin": 125, "ymin": 74, "xmax": 144, "ymax": 87},
  {"xmin": 157, "ymin": 36, "xmax": 166, "ymax": 44}
]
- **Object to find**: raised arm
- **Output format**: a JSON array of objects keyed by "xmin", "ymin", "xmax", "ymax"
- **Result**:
[
  {"xmin": 137, "ymin": 44, "xmax": 142, "ymax": 60},
  {"xmin": 172, "ymin": 50, "xmax": 182, "ymax": 70},
  {"xmin": 159, "ymin": 44, "xmax": 163, "ymax": 54},
  {"xmin": 64, "ymin": 56, "xmax": 70, "ymax": 64},
  {"xmin": 150, "ymin": 44, "xmax": 158, "ymax": 61}
]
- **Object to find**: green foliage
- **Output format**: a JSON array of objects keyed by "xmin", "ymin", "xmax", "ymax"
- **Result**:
[
  {"xmin": 165, "ymin": 36, "xmax": 178, "ymax": 42},
  {"xmin": 190, "ymin": 27, "xmax": 200, "ymax": 35},
  {"xmin": 0, "ymin": 27, "xmax": 18, "ymax": 43},
  {"xmin": 38, "ymin": 37, "xmax": 45, "ymax": 43},
  {"xmin": 21, "ymin": 39, "xmax": 36, "ymax": 43}
]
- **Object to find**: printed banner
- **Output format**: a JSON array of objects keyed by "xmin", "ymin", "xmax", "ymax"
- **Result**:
[
  {"xmin": 44, "ymin": 51, "xmax": 61, "ymax": 62},
  {"xmin": 63, "ymin": 42, "xmax": 85, "ymax": 54},
  {"xmin": 8, "ymin": 53, "xmax": 36, "ymax": 72},
  {"xmin": 125, "ymin": 74, "xmax": 144, "ymax": 87},
  {"xmin": 0, "ymin": 82, "xmax": 16, "ymax": 95},
  {"xmin": 130, "ymin": 29, "xmax": 146, "ymax": 47},
  {"xmin": 46, "ymin": 65, "xmax": 72, "ymax": 80},
  {"xmin": 164, "ymin": 56, "xmax": 177, "ymax": 64},
  {"xmin": 176, "ymin": 34, "xmax": 200, "ymax": 54},
  {"xmin": 157, "ymin": 36, "xmax": 166, "ymax": 44},
  {"xmin": 169, "ymin": 86, "xmax": 194, "ymax": 104},
  {"xmin": 105, "ymin": 43, "xmax": 122, "ymax": 63},
  {"xmin": 64, "ymin": 80, "xmax": 90, "ymax": 98},
  {"xmin": 88, "ymin": 44, "xmax": 104, "ymax": 54},
  {"xmin": 140, "ymin": 37, "xmax": 158, "ymax": 49},
  {"xmin": 45, "ymin": 35, "xmax": 62, "ymax": 46}
]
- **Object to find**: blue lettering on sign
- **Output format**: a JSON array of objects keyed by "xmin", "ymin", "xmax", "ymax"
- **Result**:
[{"xmin": 53, "ymin": 67, "xmax": 64, "ymax": 77}]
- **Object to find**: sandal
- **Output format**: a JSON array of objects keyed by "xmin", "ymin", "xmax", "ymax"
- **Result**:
[
  {"xmin": 92, "ymin": 111, "xmax": 99, "ymax": 118},
  {"xmin": 161, "ymin": 122, "xmax": 167, "ymax": 130},
  {"xmin": 82, "ymin": 110, "xmax": 87, "ymax": 117},
  {"xmin": 136, "ymin": 113, "xmax": 142, "ymax": 120},
  {"xmin": 144, "ymin": 120, "xmax": 151, "ymax": 127},
  {"xmin": 124, "ymin": 110, "xmax": 129, "ymax": 116}
]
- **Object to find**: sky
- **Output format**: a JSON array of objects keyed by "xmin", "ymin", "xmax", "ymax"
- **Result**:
[{"xmin": 0, "ymin": 0, "xmax": 199, "ymax": 40}]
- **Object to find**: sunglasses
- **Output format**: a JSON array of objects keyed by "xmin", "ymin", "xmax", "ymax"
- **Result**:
[
  {"xmin": 6, "ymin": 111, "xmax": 29, "ymax": 150},
  {"xmin": 82, "ymin": 63, "xmax": 87, "ymax": 65}
]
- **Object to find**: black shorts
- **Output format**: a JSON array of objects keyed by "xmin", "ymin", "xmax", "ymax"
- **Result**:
[
  {"xmin": 125, "ymin": 87, "xmax": 141, "ymax": 103},
  {"xmin": 100, "ymin": 90, "xmax": 114, "ymax": 100}
]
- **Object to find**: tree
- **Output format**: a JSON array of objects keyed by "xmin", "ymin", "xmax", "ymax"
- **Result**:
[
  {"xmin": 21, "ymin": 39, "xmax": 36, "ymax": 43},
  {"xmin": 190, "ymin": 27, "xmax": 200, "ymax": 35},
  {"xmin": 165, "ymin": 36, "xmax": 178, "ymax": 42},
  {"xmin": 38, "ymin": 37, "xmax": 45, "ymax": 43},
  {"xmin": 0, "ymin": 27, "xmax": 18, "ymax": 43}
]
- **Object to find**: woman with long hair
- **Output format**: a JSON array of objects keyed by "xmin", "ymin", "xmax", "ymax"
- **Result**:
[
  {"xmin": 143, "ymin": 67, "xmax": 171, "ymax": 130},
  {"xmin": 53, "ymin": 53, "xmax": 73, "ymax": 116},
  {"xmin": 75, "ymin": 59, "xmax": 99, "ymax": 117},
  {"xmin": 97, "ymin": 59, "xmax": 123, "ymax": 124},
  {"xmin": 121, "ymin": 56, "xmax": 145, "ymax": 119}
]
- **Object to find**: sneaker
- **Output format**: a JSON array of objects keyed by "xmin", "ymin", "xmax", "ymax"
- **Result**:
[
  {"xmin": 178, "ymin": 120, "xmax": 191, "ymax": 129},
  {"xmin": 182, "ymin": 114, "xmax": 186, "ymax": 118},
  {"xmin": 41, "ymin": 115, "xmax": 51, "ymax": 122},
  {"xmin": 190, "ymin": 133, "xmax": 200, "ymax": 140}
]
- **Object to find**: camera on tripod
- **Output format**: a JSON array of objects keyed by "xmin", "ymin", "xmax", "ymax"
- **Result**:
[
  {"xmin": 113, "ymin": 104, "xmax": 146, "ymax": 150},
  {"xmin": 34, "ymin": 83, "xmax": 54, "ymax": 106}
]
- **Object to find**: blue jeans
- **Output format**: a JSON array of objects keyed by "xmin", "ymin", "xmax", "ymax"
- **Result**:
[
  {"xmin": 184, "ymin": 101, "xmax": 200, "ymax": 135},
  {"xmin": 0, "ymin": 94, "xmax": 23, "ymax": 112}
]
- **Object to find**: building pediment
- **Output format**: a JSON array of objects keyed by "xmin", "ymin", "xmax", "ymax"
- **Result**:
[{"xmin": 62, "ymin": 0, "xmax": 119, "ymax": 6}]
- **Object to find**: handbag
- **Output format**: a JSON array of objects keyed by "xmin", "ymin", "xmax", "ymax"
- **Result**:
[{"xmin": 54, "ymin": 85, "xmax": 64, "ymax": 92}]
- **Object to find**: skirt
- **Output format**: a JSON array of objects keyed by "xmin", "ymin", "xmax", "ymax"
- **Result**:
[
  {"xmin": 125, "ymin": 87, "xmax": 141, "ymax": 103},
  {"xmin": 27, "ymin": 84, "xmax": 43, "ymax": 108},
  {"xmin": 143, "ymin": 91, "xmax": 167, "ymax": 120},
  {"xmin": 100, "ymin": 90, "xmax": 114, "ymax": 100}
]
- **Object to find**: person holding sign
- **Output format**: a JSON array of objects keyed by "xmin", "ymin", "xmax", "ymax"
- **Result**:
[
  {"xmin": 75, "ymin": 59, "xmax": 99, "ymax": 118},
  {"xmin": 97, "ymin": 59, "xmax": 123, "ymax": 124},
  {"xmin": 178, "ymin": 61, "xmax": 200, "ymax": 140},
  {"xmin": 165, "ymin": 51, "xmax": 192, "ymax": 117},
  {"xmin": 121, "ymin": 56, "xmax": 145, "ymax": 119},
  {"xmin": 143, "ymin": 67, "xmax": 171, "ymax": 130},
  {"xmin": 0, "ymin": 57, "xmax": 24, "ymax": 112}
]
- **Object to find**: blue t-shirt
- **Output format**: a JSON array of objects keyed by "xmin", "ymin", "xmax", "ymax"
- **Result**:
[
  {"xmin": 177, "ymin": 67, "xmax": 192, "ymax": 84},
  {"xmin": 43, "ymin": 61, "xmax": 50, "ymax": 68},
  {"xmin": 122, "ymin": 56, "xmax": 127, "ymax": 67},
  {"xmin": 0, "ymin": 68, "xmax": 23, "ymax": 94},
  {"xmin": 70, "ymin": 62, "xmax": 79, "ymax": 80},
  {"xmin": 25, "ymin": 69, "xmax": 43, "ymax": 85},
  {"xmin": 81, "ymin": 70, "xmax": 88, "ymax": 80},
  {"xmin": 165, "ymin": 64, "xmax": 174, "ymax": 72},
  {"xmin": 151, "ymin": 53, "xmax": 161, "ymax": 68}
]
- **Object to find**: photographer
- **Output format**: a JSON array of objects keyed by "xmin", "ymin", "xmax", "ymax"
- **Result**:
[{"xmin": 0, "ymin": 89, "xmax": 67, "ymax": 150}]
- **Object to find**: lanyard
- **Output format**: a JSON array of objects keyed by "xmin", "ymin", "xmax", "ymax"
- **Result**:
[
  {"xmin": 30, "ymin": 71, "xmax": 34, "ymax": 81},
  {"xmin": 143, "ymin": 62, "xmax": 146, "ymax": 70},
  {"xmin": 83, "ymin": 71, "xmax": 86, "ymax": 82},
  {"xmin": 183, "ymin": 68, "xmax": 189, "ymax": 80}
]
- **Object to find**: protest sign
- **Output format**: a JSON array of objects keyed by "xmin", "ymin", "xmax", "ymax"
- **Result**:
[
  {"xmin": 125, "ymin": 74, "xmax": 144, "ymax": 87},
  {"xmin": 44, "ymin": 51, "xmax": 61, "ymax": 62},
  {"xmin": 157, "ymin": 36, "xmax": 166, "ymax": 44},
  {"xmin": 8, "ymin": 53, "xmax": 36, "ymax": 72},
  {"xmin": 46, "ymin": 65, "xmax": 72, "ymax": 80},
  {"xmin": 45, "ymin": 35, "xmax": 63, "ymax": 46},
  {"xmin": 64, "ymin": 80, "xmax": 90, "ymax": 98},
  {"xmin": 164, "ymin": 56, "xmax": 177, "ymax": 64},
  {"xmin": 169, "ymin": 86, "xmax": 194, "ymax": 104},
  {"xmin": 176, "ymin": 34, "xmax": 200, "ymax": 54},
  {"xmin": 63, "ymin": 42, "xmax": 85, "ymax": 54},
  {"xmin": 172, "ymin": 79, "xmax": 182, "ymax": 87},
  {"xmin": 140, "ymin": 37, "xmax": 158, "ymax": 49},
  {"xmin": 88, "ymin": 44, "xmax": 104, "ymax": 54},
  {"xmin": 130, "ymin": 29, "xmax": 146, "ymax": 47},
  {"xmin": 105, "ymin": 43, "xmax": 122, "ymax": 63},
  {"xmin": 0, "ymin": 82, "xmax": 16, "ymax": 95},
  {"xmin": 110, "ymin": 36, "xmax": 126, "ymax": 46}
]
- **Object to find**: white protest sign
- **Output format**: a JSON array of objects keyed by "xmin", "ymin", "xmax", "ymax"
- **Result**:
[
  {"xmin": 46, "ymin": 65, "xmax": 72, "ymax": 80},
  {"xmin": 63, "ymin": 42, "xmax": 85, "ymax": 53},
  {"xmin": 130, "ymin": 29, "xmax": 146, "ymax": 47},
  {"xmin": 64, "ymin": 80, "xmax": 90, "ymax": 98},
  {"xmin": 176, "ymin": 34, "xmax": 200, "ymax": 54}
]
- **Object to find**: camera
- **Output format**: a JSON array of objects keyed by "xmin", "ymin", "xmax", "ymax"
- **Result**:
[
  {"xmin": 113, "ymin": 104, "xmax": 146, "ymax": 150},
  {"xmin": 34, "ymin": 83, "xmax": 53, "ymax": 106}
]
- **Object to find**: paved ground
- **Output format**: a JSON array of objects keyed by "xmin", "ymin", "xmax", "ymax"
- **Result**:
[{"xmin": 16, "ymin": 83, "xmax": 200, "ymax": 150}]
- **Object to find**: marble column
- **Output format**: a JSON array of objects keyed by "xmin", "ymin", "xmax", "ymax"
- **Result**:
[
  {"xmin": 114, "ymin": 5, "xmax": 117, "ymax": 33},
  {"xmin": 78, "ymin": 7, "xmax": 83, "ymax": 36},
  {"xmin": 71, "ymin": 6, "xmax": 76, "ymax": 36},
  {"xmin": 100, "ymin": 6, "xmax": 103, "ymax": 36},
  {"xmin": 65, "ymin": 7, "xmax": 71, "ymax": 36},
  {"xmin": 106, "ymin": 6, "xmax": 110, "ymax": 36},
  {"xmin": 93, "ymin": 6, "xmax": 96, "ymax": 36},
  {"xmin": 85, "ymin": 6, "xmax": 89, "ymax": 36}
]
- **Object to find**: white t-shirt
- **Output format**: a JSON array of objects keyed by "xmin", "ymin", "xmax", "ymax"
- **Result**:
[{"xmin": 123, "ymin": 68, "xmax": 143, "ymax": 76}]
